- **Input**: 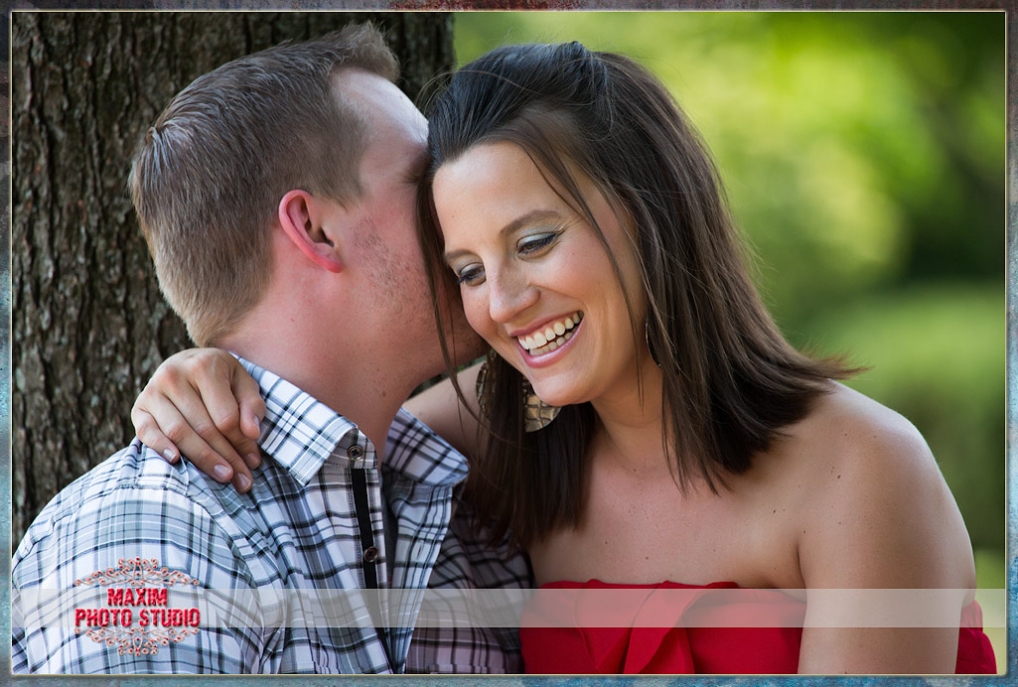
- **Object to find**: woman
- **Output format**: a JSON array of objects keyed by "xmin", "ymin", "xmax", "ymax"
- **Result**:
[{"xmin": 131, "ymin": 42, "xmax": 995, "ymax": 674}]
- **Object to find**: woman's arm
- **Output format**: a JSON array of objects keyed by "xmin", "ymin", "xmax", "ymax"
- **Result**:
[
  {"xmin": 405, "ymin": 361, "xmax": 485, "ymax": 461},
  {"xmin": 795, "ymin": 390, "xmax": 976, "ymax": 673},
  {"xmin": 132, "ymin": 351, "xmax": 490, "ymax": 492}
]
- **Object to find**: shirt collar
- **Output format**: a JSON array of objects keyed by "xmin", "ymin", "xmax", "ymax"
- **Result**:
[
  {"xmin": 237, "ymin": 357, "xmax": 369, "ymax": 487},
  {"xmin": 236, "ymin": 356, "xmax": 469, "ymax": 490}
]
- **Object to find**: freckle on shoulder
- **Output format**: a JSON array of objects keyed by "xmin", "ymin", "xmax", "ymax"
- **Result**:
[{"xmin": 796, "ymin": 383, "xmax": 937, "ymax": 483}]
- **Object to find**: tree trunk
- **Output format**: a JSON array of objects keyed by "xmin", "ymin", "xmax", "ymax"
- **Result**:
[{"xmin": 10, "ymin": 11, "xmax": 455, "ymax": 546}]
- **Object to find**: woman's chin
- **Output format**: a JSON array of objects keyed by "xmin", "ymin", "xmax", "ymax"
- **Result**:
[{"xmin": 531, "ymin": 387, "xmax": 581, "ymax": 409}]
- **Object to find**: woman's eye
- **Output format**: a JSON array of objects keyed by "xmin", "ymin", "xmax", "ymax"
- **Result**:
[
  {"xmin": 518, "ymin": 232, "xmax": 559, "ymax": 256},
  {"xmin": 455, "ymin": 264, "xmax": 486, "ymax": 286}
]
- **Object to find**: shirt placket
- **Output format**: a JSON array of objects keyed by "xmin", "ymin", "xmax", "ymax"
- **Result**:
[
  {"xmin": 384, "ymin": 478, "xmax": 450, "ymax": 671},
  {"xmin": 340, "ymin": 439, "xmax": 393, "ymax": 663},
  {"xmin": 310, "ymin": 438, "xmax": 390, "ymax": 673}
]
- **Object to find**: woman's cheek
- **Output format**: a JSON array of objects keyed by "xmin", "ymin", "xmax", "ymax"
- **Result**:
[{"xmin": 461, "ymin": 292, "xmax": 492, "ymax": 339}]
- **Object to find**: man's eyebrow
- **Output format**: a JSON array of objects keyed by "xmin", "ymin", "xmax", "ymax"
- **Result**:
[{"xmin": 443, "ymin": 209, "xmax": 561, "ymax": 265}]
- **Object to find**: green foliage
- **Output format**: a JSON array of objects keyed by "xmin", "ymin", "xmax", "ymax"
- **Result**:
[{"xmin": 453, "ymin": 12, "xmax": 1005, "ymax": 552}]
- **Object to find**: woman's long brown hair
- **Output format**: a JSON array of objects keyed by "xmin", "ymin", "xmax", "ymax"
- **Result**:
[{"xmin": 417, "ymin": 42, "xmax": 856, "ymax": 550}]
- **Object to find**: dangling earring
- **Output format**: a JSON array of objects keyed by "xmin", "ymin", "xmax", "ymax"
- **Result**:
[
  {"xmin": 475, "ymin": 350, "xmax": 560, "ymax": 432},
  {"xmin": 522, "ymin": 376, "xmax": 560, "ymax": 432},
  {"xmin": 474, "ymin": 350, "xmax": 497, "ymax": 420},
  {"xmin": 645, "ymin": 317, "xmax": 662, "ymax": 368}
]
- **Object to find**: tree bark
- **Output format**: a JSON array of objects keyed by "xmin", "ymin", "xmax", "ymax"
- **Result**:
[{"xmin": 11, "ymin": 11, "xmax": 455, "ymax": 545}]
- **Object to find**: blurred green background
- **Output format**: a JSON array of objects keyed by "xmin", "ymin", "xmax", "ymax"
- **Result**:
[{"xmin": 453, "ymin": 11, "xmax": 1005, "ymax": 654}]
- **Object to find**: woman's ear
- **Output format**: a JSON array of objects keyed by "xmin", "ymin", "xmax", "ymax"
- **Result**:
[{"xmin": 277, "ymin": 190, "xmax": 343, "ymax": 273}]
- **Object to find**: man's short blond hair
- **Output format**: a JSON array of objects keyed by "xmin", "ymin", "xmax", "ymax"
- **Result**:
[{"xmin": 130, "ymin": 24, "xmax": 399, "ymax": 346}]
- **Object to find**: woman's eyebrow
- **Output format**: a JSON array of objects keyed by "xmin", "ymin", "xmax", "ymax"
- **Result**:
[{"xmin": 443, "ymin": 209, "xmax": 561, "ymax": 265}]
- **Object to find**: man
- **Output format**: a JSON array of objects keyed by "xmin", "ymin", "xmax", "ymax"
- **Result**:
[{"xmin": 12, "ymin": 25, "xmax": 527, "ymax": 674}]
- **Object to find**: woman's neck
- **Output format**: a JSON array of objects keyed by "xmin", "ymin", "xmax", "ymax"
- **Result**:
[{"xmin": 589, "ymin": 358, "xmax": 671, "ymax": 476}]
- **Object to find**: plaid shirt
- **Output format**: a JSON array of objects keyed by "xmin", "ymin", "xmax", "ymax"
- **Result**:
[{"xmin": 12, "ymin": 359, "xmax": 529, "ymax": 674}]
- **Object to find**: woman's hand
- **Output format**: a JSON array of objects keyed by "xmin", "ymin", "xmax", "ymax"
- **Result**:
[{"xmin": 131, "ymin": 349, "xmax": 265, "ymax": 492}]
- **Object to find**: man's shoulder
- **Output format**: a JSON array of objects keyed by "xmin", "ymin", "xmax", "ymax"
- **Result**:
[
  {"xmin": 75, "ymin": 439, "xmax": 195, "ymax": 494},
  {"xmin": 11, "ymin": 441, "xmax": 266, "ymax": 673},
  {"xmin": 13, "ymin": 439, "xmax": 242, "ymax": 576},
  {"xmin": 386, "ymin": 408, "xmax": 468, "ymax": 486},
  {"xmin": 23, "ymin": 440, "xmax": 203, "ymax": 526}
]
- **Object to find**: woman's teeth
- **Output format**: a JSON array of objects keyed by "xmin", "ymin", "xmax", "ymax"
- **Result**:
[{"xmin": 519, "ymin": 312, "xmax": 583, "ymax": 356}]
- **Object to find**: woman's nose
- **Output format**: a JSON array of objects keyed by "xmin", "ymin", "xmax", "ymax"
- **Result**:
[{"xmin": 487, "ymin": 267, "xmax": 539, "ymax": 324}]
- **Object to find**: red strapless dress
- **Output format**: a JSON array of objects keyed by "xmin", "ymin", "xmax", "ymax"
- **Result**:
[{"xmin": 520, "ymin": 580, "xmax": 996, "ymax": 674}]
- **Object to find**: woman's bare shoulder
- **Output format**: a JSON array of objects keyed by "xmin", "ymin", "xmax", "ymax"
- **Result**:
[
  {"xmin": 780, "ymin": 383, "xmax": 975, "ymax": 589},
  {"xmin": 789, "ymin": 382, "xmax": 938, "ymax": 484}
]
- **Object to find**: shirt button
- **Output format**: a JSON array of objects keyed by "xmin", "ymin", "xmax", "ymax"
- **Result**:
[
  {"xmin": 363, "ymin": 546, "xmax": 379, "ymax": 563},
  {"xmin": 347, "ymin": 445, "xmax": 364, "ymax": 461}
]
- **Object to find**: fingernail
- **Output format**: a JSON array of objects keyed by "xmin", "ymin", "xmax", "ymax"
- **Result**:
[
  {"xmin": 246, "ymin": 453, "xmax": 261, "ymax": 469},
  {"xmin": 162, "ymin": 449, "xmax": 178, "ymax": 463},
  {"xmin": 213, "ymin": 464, "xmax": 231, "ymax": 482},
  {"xmin": 237, "ymin": 474, "xmax": 251, "ymax": 491},
  {"xmin": 248, "ymin": 412, "xmax": 262, "ymax": 432}
]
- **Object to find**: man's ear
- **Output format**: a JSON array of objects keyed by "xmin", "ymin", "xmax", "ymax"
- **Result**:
[{"xmin": 277, "ymin": 190, "xmax": 343, "ymax": 273}]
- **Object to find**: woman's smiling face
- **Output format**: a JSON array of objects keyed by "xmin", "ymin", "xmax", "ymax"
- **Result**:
[{"xmin": 433, "ymin": 141, "xmax": 652, "ymax": 408}]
